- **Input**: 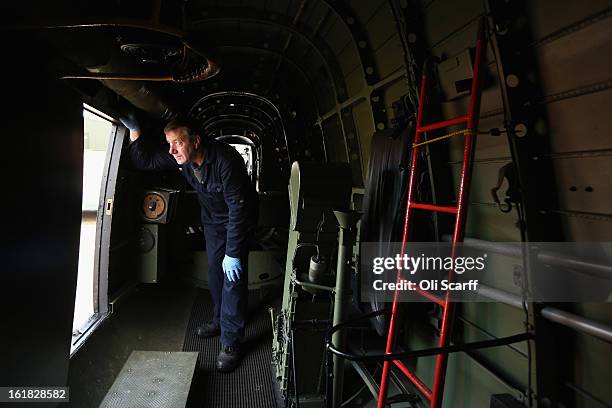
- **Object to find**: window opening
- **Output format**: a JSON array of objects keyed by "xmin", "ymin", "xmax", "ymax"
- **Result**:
[{"xmin": 71, "ymin": 105, "xmax": 113, "ymax": 351}]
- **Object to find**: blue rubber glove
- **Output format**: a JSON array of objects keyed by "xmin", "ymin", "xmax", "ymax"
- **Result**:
[
  {"xmin": 119, "ymin": 111, "xmax": 140, "ymax": 132},
  {"xmin": 222, "ymin": 255, "xmax": 242, "ymax": 283}
]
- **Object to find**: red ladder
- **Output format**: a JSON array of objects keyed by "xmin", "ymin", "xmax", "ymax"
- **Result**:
[{"xmin": 377, "ymin": 21, "xmax": 486, "ymax": 408}]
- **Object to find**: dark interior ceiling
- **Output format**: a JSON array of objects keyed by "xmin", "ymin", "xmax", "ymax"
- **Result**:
[
  {"xmin": 3, "ymin": 0, "xmax": 363, "ymax": 120},
  {"xmin": 2, "ymin": 0, "xmax": 377, "ymax": 185}
]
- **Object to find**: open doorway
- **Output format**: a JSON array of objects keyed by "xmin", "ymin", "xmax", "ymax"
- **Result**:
[
  {"xmin": 230, "ymin": 143, "xmax": 254, "ymax": 176},
  {"xmin": 71, "ymin": 105, "xmax": 114, "ymax": 351}
]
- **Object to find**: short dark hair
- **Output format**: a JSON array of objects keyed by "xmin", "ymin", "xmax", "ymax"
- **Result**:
[{"xmin": 164, "ymin": 115, "xmax": 202, "ymax": 139}]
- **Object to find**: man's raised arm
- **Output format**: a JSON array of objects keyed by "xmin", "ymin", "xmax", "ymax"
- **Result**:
[{"xmin": 120, "ymin": 113, "xmax": 178, "ymax": 171}]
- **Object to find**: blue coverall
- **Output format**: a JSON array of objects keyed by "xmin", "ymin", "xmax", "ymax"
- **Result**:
[{"xmin": 129, "ymin": 137, "xmax": 258, "ymax": 347}]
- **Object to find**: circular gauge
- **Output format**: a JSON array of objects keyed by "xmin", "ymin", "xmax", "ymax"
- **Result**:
[{"xmin": 142, "ymin": 192, "xmax": 166, "ymax": 220}]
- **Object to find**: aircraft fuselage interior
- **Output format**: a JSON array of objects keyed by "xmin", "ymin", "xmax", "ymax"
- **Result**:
[{"xmin": 2, "ymin": 0, "xmax": 612, "ymax": 407}]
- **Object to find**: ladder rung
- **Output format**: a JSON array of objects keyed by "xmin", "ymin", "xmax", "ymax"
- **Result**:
[
  {"xmin": 415, "ymin": 288, "xmax": 446, "ymax": 307},
  {"xmin": 417, "ymin": 115, "xmax": 469, "ymax": 133},
  {"xmin": 410, "ymin": 202, "xmax": 458, "ymax": 214},
  {"xmin": 392, "ymin": 360, "xmax": 433, "ymax": 400}
]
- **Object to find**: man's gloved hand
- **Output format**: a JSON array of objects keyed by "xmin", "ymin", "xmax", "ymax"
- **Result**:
[
  {"xmin": 222, "ymin": 255, "xmax": 242, "ymax": 283},
  {"xmin": 119, "ymin": 111, "xmax": 140, "ymax": 132}
]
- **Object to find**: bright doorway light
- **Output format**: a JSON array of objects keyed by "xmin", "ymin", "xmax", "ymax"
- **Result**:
[
  {"xmin": 230, "ymin": 143, "xmax": 253, "ymax": 176},
  {"xmin": 72, "ymin": 106, "xmax": 113, "ymax": 336}
]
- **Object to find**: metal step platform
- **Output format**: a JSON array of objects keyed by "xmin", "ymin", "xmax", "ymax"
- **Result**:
[{"xmin": 99, "ymin": 351, "xmax": 199, "ymax": 408}]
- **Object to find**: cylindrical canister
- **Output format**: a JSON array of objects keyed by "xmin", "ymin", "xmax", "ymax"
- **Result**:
[{"xmin": 309, "ymin": 255, "xmax": 328, "ymax": 283}]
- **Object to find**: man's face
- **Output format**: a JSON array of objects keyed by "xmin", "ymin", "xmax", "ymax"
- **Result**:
[{"xmin": 165, "ymin": 128, "xmax": 200, "ymax": 165}]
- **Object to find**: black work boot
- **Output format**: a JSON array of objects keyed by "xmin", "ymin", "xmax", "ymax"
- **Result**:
[
  {"xmin": 196, "ymin": 321, "xmax": 220, "ymax": 338},
  {"xmin": 216, "ymin": 345, "xmax": 241, "ymax": 372}
]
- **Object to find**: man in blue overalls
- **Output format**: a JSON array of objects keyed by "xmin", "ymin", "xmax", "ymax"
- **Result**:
[{"xmin": 124, "ymin": 114, "xmax": 258, "ymax": 372}]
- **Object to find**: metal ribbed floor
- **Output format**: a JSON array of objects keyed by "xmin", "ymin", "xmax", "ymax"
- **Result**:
[{"xmin": 183, "ymin": 290, "xmax": 278, "ymax": 408}]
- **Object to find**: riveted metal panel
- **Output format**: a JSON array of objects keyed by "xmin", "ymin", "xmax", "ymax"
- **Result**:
[
  {"xmin": 459, "ymin": 311, "xmax": 530, "ymax": 392},
  {"xmin": 431, "ymin": 20, "xmax": 497, "ymax": 67},
  {"xmin": 351, "ymin": 0, "xmax": 387, "ymax": 26},
  {"xmin": 547, "ymin": 90, "xmax": 612, "ymax": 153},
  {"xmin": 561, "ymin": 214, "xmax": 612, "ymax": 241},
  {"xmin": 439, "ymin": 63, "xmax": 504, "ymax": 122},
  {"xmin": 464, "ymin": 204, "xmax": 523, "ymax": 242},
  {"xmin": 345, "ymin": 62, "xmax": 366, "ymax": 97},
  {"xmin": 572, "ymin": 331, "xmax": 612, "ymax": 407},
  {"xmin": 552, "ymin": 156, "xmax": 612, "ymax": 215},
  {"xmin": 461, "ymin": 302, "xmax": 529, "ymax": 356},
  {"xmin": 536, "ymin": 18, "xmax": 612, "ymax": 96},
  {"xmin": 446, "ymin": 114, "xmax": 509, "ymax": 163},
  {"xmin": 373, "ymin": 33, "xmax": 404, "ymax": 79},
  {"xmin": 526, "ymin": 0, "xmax": 611, "ymax": 41},
  {"xmin": 423, "ymin": 0, "xmax": 483, "ymax": 47},
  {"xmin": 337, "ymin": 41, "xmax": 361, "ymax": 76},
  {"xmin": 450, "ymin": 162, "xmax": 514, "ymax": 205},
  {"xmin": 323, "ymin": 15, "xmax": 352, "ymax": 55},
  {"xmin": 365, "ymin": 3, "xmax": 398, "ymax": 51}
]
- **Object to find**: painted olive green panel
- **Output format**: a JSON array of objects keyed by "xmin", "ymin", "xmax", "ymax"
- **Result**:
[
  {"xmin": 337, "ymin": 43, "xmax": 361, "ymax": 78},
  {"xmin": 438, "ymin": 63, "xmax": 504, "ymax": 122},
  {"xmin": 464, "ymin": 205, "xmax": 522, "ymax": 242},
  {"xmin": 546, "ymin": 90, "xmax": 612, "ymax": 153},
  {"xmin": 430, "ymin": 21, "xmax": 497, "ymax": 66},
  {"xmin": 526, "ymin": 0, "xmax": 612, "ymax": 41},
  {"xmin": 450, "ymin": 161, "xmax": 514, "ymax": 205},
  {"xmin": 422, "ymin": 0, "xmax": 484, "ymax": 47},
  {"xmin": 372, "ymin": 34, "xmax": 403, "ymax": 79},
  {"xmin": 570, "ymin": 303, "xmax": 612, "ymax": 407},
  {"xmin": 536, "ymin": 18, "xmax": 611, "ymax": 96},
  {"xmin": 401, "ymin": 318, "xmax": 523, "ymax": 407},
  {"xmin": 364, "ymin": 4, "xmax": 397, "ymax": 51},
  {"xmin": 572, "ymin": 330, "xmax": 612, "ymax": 407},
  {"xmin": 352, "ymin": 0, "xmax": 387, "ymax": 28},
  {"xmin": 323, "ymin": 17, "xmax": 352, "ymax": 56},
  {"xmin": 443, "ymin": 351, "xmax": 523, "ymax": 408},
  {"xmin": 552, "ymin": 156, "xmax": 612, "ymax": 215},
  {"xmin": 460, "ymin": 302, "xmax": 530, "ymax": 388},
  {"xmin": 345, "ymin": 66, "xmax": 366, "ymax": 100}
]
